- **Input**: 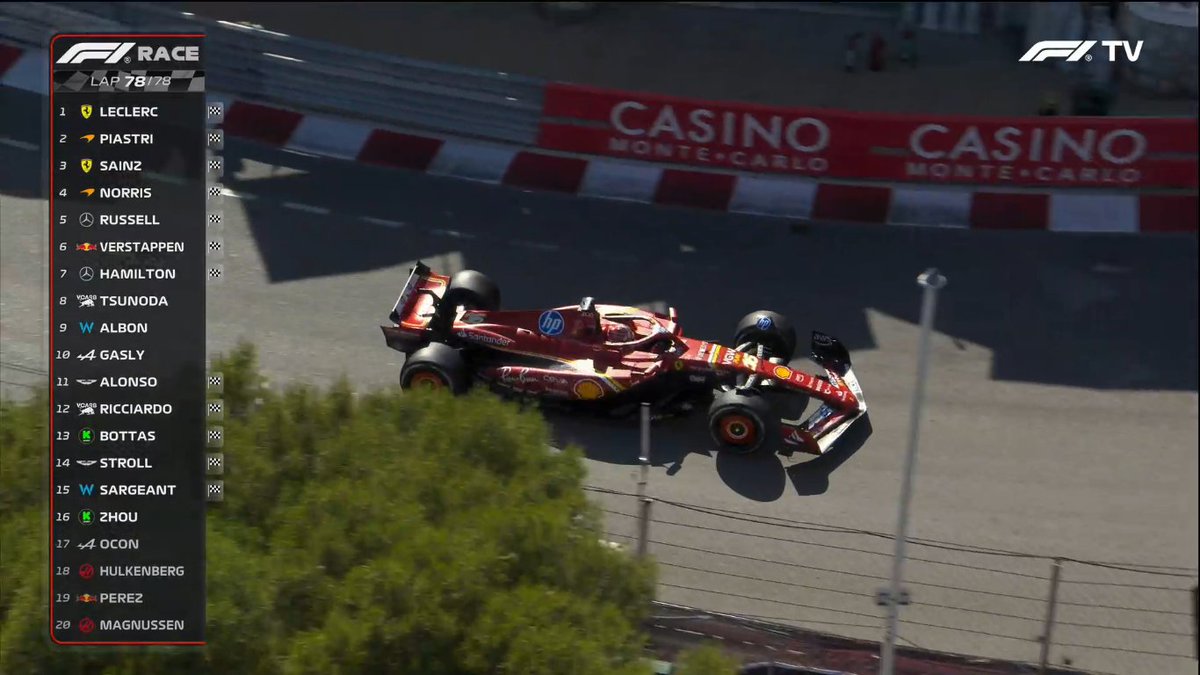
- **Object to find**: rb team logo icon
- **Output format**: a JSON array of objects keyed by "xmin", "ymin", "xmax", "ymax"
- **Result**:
[{"xmin": 538, "ymin": 310, "xmax": 565, "ymax": 336}]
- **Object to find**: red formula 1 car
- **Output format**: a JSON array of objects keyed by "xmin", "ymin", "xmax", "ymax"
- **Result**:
[{"xmin": 380, "ymin": 262, "xmax": 867, "ymax": 455}]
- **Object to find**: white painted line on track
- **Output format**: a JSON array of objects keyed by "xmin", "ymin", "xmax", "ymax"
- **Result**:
[
  {"xmin": 510, "ymin": 239, "xmax": 560, "ymax": 251},
  {"xmin": 219, "ymin": 188, "xmax": 254, "ymax": 200},
  {"xmin": 281, "ymin": 147, "xmax": 320, "ymax": 158},
  {"xmin": 283, "ymin": 201, "xmax": 331, "ymax": 215},
  {"xmin": 0, "ymin": 137, "xmax": 39, "ymax": 152},
  {"xmin": 361, "ymin": 216, "xmax": 406, "ymax": 228},
  {"xmin": 430, "ymin": 228, "xmax": 476, "ymax": 239}
]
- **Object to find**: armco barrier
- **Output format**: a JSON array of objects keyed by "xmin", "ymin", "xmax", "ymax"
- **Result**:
[{"xmin": 1, "ymin": 2, "xmax": 1196, "ymax": 234}]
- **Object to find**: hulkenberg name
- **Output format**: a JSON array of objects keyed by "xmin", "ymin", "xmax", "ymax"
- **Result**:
[
  {"xmin": 100, "ymin": 565, "xmax": 185, "ymax": 577},
  {"xmin": 99, "ymin": 242, "xmax": 183, "ymax": 253},
  {"xmin": 100, "ymin": 484, "xmax": 177, "ymax": 496}
]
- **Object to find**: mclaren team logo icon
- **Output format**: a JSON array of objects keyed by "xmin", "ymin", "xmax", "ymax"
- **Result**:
[
  {"xmin": 80, "ymin": 105, "xmax": 92, "ymax": 119},
  {"xmin": 80, "ymin": 159, "xmax": 92, "ymax": 173}
]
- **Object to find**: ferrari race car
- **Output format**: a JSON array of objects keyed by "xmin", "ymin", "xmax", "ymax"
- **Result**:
[{"xmin": 381, "ymin": 262, "xmax": 867, "ymax": 455}]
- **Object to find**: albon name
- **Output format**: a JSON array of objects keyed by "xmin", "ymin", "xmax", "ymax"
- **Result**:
[
  {"xmin": 98, "ymin": 133, "xmax": 153, "ymax": 144},
  {"xmin": 97, "ymin": 106, "xmax": 158, "ymax": 117},
  {"xmin": 99, "ymin": 268, "xmax": 175, "ymax": 280},
  {"xmin": 100, "ymin": 484, "xmax": 176, "ymax": 496},
  {"xmin": 98, "ymin": 403, "xmax": 172, "ymax": 415},
  {"xmin": 99, "ymin": 295, "xmax": 168, "ymax": 307},
  {"xmin": 99, "ymin": 323, "xmax": 148, "ymax": 334},
  {"xmin": 97, "ymin": 430, "xmax": 156, "ymax": 442},
  {"xmin": 101, "ymin": 242, "xmax": 183, "ymax": 253},
  {"xmin": 100, "ymin": 214, "xmax": 159, "ymax": 225},
  {"xmin": 100, "ymin": 565, "xmax": 184, "ymax": 577},
  {"xmin": 97, "ymin": 160, "xmax": 142, "ymax": 172},
  {"xmin": 99, "ymin": 620, "xmax": 185, "ymax": 631}
]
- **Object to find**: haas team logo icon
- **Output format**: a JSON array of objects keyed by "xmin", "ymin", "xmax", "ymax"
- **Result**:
[
  {"xmin": 80, "ymin": 104, "xmax": 92, "ymax": 119},
  {"xmin": 80, "ymin": 159, "xmax": 92, "ymax": 173}
]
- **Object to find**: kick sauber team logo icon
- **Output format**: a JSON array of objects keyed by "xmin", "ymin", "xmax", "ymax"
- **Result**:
[
  {"xmin": 80, "ymin": 159, "xmax": 92, "ymax": 173},
  {"xmin": 80, "ymin": 104, "xmax": 92, "ymax": 119}
]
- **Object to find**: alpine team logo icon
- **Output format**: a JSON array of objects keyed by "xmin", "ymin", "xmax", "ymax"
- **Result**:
[
  {"xmin": 57, "ymin": 42, "xmax": 135, "ymax": 65},
  {"xmin": 538, "ymin": 310, "xmax": 565, "ymax": 336}
]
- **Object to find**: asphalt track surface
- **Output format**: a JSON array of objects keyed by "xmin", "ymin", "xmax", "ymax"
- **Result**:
[{"xmin": 2, "ymin": 87, "xmax": 1197, "ymax": 673}]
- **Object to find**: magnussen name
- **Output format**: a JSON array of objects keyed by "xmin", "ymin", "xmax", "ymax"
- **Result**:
[{"xmin": 98, "ymin": 619, "xmax": 185, "ymax": 631}]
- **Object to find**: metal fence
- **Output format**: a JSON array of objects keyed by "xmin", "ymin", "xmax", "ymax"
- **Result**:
[
  {"xmin": 591, "ymin": 486, "xmax": 1198, "ymax": 675},
  {"xmin": 0, "ymin": 2, "xmax": 545, "ymax": 144}
]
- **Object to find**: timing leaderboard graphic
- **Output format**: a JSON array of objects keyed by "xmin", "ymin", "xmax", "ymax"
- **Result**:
[{"xmin": 49, "ymin": 34, "xmax": 210, "ymax": 646}]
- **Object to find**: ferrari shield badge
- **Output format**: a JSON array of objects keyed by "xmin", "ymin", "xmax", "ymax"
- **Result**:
[
  {"xmin": 80, "ymin": 104, "xmax": 92, "ymax": 119},
  {"xmin": 80, "ymin": 159, "xmax": 92, "ymax": 173}
]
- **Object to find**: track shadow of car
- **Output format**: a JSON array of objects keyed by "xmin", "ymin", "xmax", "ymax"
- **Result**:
[
  {"xmin": 787, "ymin": 413, "xmax": 873, "ymax": 496},
  {"xmin": 715, "ymin": 447, "xmax": 787, "ymax": 502}
]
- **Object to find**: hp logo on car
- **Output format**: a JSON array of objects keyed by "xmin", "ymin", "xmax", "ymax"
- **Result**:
[
  {"xmin": 539, "ymin": 310, "xmax": 565, "ymax": 336},
  {"xmin": 756, "ymin": 316, "xmax": 774, "ymax": 330}
]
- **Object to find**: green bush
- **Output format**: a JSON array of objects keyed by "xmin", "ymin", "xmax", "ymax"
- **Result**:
[{"xmin": 0, "ymin": 343, "xmax": 740, "ymax": 674}]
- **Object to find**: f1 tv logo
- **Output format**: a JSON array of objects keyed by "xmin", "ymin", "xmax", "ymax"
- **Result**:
[
  {"xmin": 56, "ymin": 42, "xmax": 135, "ymax": 65},
  {"xmin": 1020, "ymin": 40, "xmax": 1144, "ymax": 63}
]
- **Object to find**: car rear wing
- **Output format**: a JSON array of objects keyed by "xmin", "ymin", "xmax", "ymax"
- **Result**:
[
  {"xmin": 388, "ymin": 261, "xmax": 433, "ymax": 324},
  {"xmin": 781, "ymin": 332, "xmax": 867, "ymax": 456}
]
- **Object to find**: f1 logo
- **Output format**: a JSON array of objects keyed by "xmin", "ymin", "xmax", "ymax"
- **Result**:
[{"xmin": 57, "ymin": 42, "xmax": 135, "ymax": 65}]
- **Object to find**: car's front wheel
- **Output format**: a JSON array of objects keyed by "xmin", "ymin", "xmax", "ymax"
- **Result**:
[{"xmin": 707, "ymin": 388, "xmax": 779, "ymax": 454}]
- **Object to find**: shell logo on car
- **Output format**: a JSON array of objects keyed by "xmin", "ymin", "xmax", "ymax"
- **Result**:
[
  {"xmin": 773, "ymin": 365, "xmax": 793, "ymax": 380},
  {"xmin": 574, "ymin": 380, "xmax": 604, "ymax": 400}
]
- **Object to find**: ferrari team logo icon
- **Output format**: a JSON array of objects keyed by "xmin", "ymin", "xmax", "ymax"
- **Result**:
[
  {"xmin": 80, "ymin": 159, "xmax": 92, "ymax": 173},
  {"xmin": 80, "ymin": 104, "xmax": 92, "ymax": 119}
]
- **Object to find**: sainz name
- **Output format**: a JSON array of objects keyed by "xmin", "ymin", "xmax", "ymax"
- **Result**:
[{"xmin": 100, "ymin": 484, "xmax": 177, "ymax": 496}]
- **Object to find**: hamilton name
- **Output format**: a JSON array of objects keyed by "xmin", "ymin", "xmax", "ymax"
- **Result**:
[
  {"xmin": 100, "ymin": 214, "xmax": 159, "ymax": 226},
  {"xmin": 100, "ymin": 484, "xmax": 176, "ymax": 496},
  {"xmin": 97, "ymin": 106, "xmax": 158, "ymax": 118},
  {"xmin": 98, "ymin": 619, "xmax": 185, "ymax": 631},
  {"xmin": 100, "ymin": 242, "xmax": 183, "ymax": 253},
  {"xmin": 100, "ymin": 565, "xmax": 184, "ymax": 577},
  {"xmin": 99, "ymin": 268, "xmax": 175, "ymax": 280},
  {"xmin": 97, "ymin": 133, "xmax": 153, "ymax": 145}
]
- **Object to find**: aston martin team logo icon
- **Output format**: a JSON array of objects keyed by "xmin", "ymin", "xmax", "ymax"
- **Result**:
[
  {"xmin": 80, "ymin": 104, "xmax": 92, "ymax": 119},
  {"xmin": 80, "ymin": 159, "xmax": 92, "ymax": 173}
]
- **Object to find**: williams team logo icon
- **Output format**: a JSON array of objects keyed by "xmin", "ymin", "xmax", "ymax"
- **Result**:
[
  {"xmin": 80, "ymin": 104, "xmax": 93, "ymax": 119},
  {"xmin": 81, "ymin": 159, "xmax": 93, "ymax": 173}
]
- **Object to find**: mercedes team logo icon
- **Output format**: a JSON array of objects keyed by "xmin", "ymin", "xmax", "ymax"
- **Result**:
[
  {"xmin": 78, "ymin": 267, "xmax": 94, "ymax": 282},
  {"xmin": 79, "ymin": 212, "xmax": 94, "ymax": 227}
]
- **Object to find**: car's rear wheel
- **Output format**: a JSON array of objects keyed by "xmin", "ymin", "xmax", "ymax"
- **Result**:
[
  {"xmin": 400, "ymin": 342, "xmax": 470, "ymax": 394},
  {"xmin": 443, "ymin": 270, "xmax": 501, "ymax": 312},
  {"xmin": 707, "ymin": 388, "xmax": 778, "ymax": 454},
  {"xmin": 733, "ymin": 310, "xmax": 796, "ymax": 362}
]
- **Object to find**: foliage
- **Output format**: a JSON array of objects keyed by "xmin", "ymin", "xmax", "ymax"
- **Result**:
[
  {"xmin": 671, "ymin": 643, "xmax": 742, "ymax": 675},
  {"xmin": 0, "ymin": 342, "xmax": 666, "ymax": 674}
]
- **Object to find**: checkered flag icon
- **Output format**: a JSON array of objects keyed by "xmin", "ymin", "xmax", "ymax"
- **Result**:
[
  {"xmin": 207, "ymin": 186, "xmax": 221, "ymax": 198},
  {"xmin": 207, "ymin": 402, "xmax": 222, "ymax": 415},
  {"xmin": 209, "ymin": 267, "xmax": 222, "ymax": 279},
  {"xmin": 208, "ymin": 159, "xmax": 222, "ymax": 171},
  {"xmin": 207, "ymin": 104, "xmax": 222, "ymax": 118},
  {"xmin": 208, "ymin": 213, "xmax": 222, "ymax": 224},
  {"xmin": 208, "ymin": 428, "xmax": 222, "ymax": 442},
  {"xmin": 209, "ymin": 241, "xmax": 223, "ymax": 253},
  {"xmin": 208, "ymin": 376, "xmax": 222, "ymax": 388},
  {"xmin": 207, "ymin": 482, "xmax": 223, "ymax": 498},
  {"xmin": 208, "ymin": 455, "xmax": 222, "ymax": 469},
  {"xmin": 208, "ymin": 131, "xmax": 222, "ymax": 144}
]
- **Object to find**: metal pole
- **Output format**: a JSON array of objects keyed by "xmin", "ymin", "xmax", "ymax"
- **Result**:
[
  {"xmin": 636, "ymin": 402, "xmax": 652, "ymax": 558},
  {"xmin": 880, "ymin": 268, "xmax": 947, "ymax": 675},
  {"xmin": 1039, "ymin": 559, "xmax": 1063, "ymax": 673}
]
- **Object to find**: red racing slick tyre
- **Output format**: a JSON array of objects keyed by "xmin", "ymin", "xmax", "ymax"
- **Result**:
[
  {"xmin": 400, "ymin": 342, "xmax": 470, "ymax": 394},
  {"xmin": 707, "ymin": 388, "xmax": 779, "ymax": 454}
]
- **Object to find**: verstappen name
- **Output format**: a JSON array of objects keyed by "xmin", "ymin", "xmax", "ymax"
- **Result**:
[{"xmin": 99, "ymin": 242, "xmax": 182, "ymax": 253}]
